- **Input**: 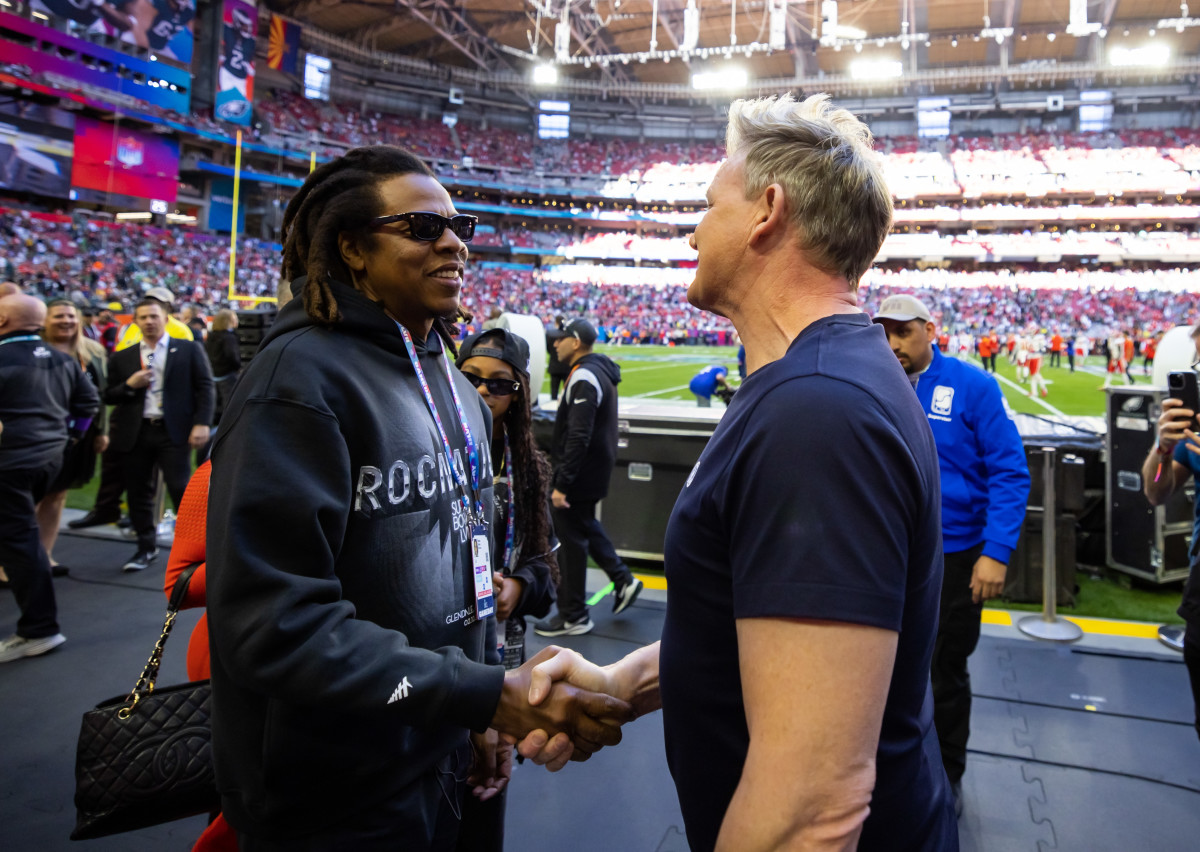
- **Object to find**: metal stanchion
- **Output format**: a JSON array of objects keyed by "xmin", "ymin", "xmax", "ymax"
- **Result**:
[
  {"xmin": 1018, "ymin": 446, "xmax": 1084, "ymax": 643},
  {"xmin": 1158, "ymin": 624, "xmax": 1186, "ymax": 652}
]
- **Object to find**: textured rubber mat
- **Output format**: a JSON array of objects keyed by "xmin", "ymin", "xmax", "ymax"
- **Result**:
[{"xmin": 969, "ymin": 635, "xmax": 1192, "ymax": 723}]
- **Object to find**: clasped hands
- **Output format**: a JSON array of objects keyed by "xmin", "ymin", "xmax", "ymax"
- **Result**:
[{"xmin": 474, "ymin": 645, "xmax": 639, "ymax": 798}]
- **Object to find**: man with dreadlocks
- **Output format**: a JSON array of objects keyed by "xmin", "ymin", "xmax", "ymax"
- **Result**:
[{"xmin": 205, "ymin": 146, "xmax": 631, "ymax": 850}]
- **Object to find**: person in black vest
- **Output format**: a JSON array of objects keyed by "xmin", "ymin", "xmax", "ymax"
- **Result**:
[
  {"xmin": 104, "ymin": 298, "xmax": 214, "ymax": 572},
  {"xmin": 0, "ymin": 293, "xmax": 98, "ymax": 663},
  {"xmin": 536, "ymin": 318, "xmax": 641, "ymax": 637}
]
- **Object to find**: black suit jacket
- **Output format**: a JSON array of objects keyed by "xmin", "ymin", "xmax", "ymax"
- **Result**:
[{"xmin": 104, "ymin": 340, "xmax": 215, "ymax": 453}]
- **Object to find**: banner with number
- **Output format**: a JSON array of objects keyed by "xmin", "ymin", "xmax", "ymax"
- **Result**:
[{"xmin": 215, "ymin": 0, "xmax": 256, "ymax": 125}]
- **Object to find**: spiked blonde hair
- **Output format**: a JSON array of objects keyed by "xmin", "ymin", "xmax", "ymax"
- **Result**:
[{"xmin": 725, "ymin": 93, "xmax": 893, "ymax": 290}]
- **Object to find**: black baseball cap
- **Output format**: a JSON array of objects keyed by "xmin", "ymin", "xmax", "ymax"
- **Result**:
[
  {"xmin": 563, "ymin": 318, "xmax": 597, "ymax": 346},
  {"xmin": 457, "ymin": 328, "xmax": 532, "ymax": 375}
]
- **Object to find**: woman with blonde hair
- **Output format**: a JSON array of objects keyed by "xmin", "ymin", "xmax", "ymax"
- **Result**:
[{"xmin": 36, "ymin": 300, "xmax": 109, "ymax": 575}]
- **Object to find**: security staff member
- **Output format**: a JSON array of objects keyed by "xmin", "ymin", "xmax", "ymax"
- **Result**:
[{"xmin": 875, "ymin": 294, "xmax": 1030, "ymax": 816}]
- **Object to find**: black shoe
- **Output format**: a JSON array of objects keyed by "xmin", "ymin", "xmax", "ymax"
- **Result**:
[
  {"xmin": 117, "ymin": 515, "xmax": 132, "ymax": 529},
  {"xmin": 121, "ymin": 548, "xmax": 159, "ymax": 573},
  {"xmin": 67, "ymin": 511, "xmax": 120, "ymax": 529},
  {"xmin": 534, "ymin": 613, "xmax": 595, "ymax": 637},
  {"xmin": 613, "ymin": 577, "xmax": 644, "ymax": 614},
  {"xmin": 51, "ymin": 565, "xmax": 69, "ymax": 577}
]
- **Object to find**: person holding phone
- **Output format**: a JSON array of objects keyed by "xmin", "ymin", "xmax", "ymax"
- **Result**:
[{"xmin": 1142, "ymin": 322, "xmax": 1200, "ymax": 743}]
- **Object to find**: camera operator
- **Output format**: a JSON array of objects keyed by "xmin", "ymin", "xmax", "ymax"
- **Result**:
[
  {"xmin": 688, "ymin": 364, "xmax": 729, "ymax": 407},
  {"xmin": 1142, "ymin": 322, "xmax": 1200, "ymax": 742}
]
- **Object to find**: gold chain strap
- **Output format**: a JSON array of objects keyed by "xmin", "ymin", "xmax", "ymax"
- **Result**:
[{"xmin": 117, "ymin": 610, "xmax": 178, "ymax": 720}]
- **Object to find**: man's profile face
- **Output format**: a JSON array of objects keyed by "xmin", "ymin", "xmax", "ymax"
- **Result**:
[
  {"xmin": 687, "ymin": 155, "xmax": 753, "ymax": 316},
  {"xmin": 878, "ymin": 318, "xmax": 936, "ymax": 375}
]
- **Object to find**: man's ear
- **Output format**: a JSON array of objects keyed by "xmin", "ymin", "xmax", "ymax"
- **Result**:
[
  {"xmin": 748, "ymin": 183, "xmax": 788, "ymax": 247},
  {"xmin": 338, "ymin": 232, "xmax": 367, "ymax": 274},
  {"xmin": 925, "ymin": 321, "xmax": 938, "ymax": 343}
]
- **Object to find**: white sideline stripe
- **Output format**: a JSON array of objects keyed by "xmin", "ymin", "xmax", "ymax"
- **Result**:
[
  {"xmin": 632, "ymin": 383, "xmax": 693, "ymax": 398},
  {"xmin": 619, "ymin": 363, "xmax": 694, "ymax": 374},
  {"xmin": 991, "ymin": 372, "xmax": 1068, "ymax": 418}
]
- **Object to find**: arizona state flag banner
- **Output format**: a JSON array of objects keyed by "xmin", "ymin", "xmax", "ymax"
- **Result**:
[{"xmin": 268, "ymin": 15, "xmax": 302, "ymax": 75}]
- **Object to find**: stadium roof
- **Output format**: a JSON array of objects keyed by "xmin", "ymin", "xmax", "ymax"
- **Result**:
[{"xmin": 266, "ymin": 0, "xmax": 1200, "ymax": 93}]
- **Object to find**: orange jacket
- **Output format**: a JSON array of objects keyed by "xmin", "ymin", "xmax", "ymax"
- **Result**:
[{"xmin": 164, "ymin": 461, "xmax": 211, "ymax": 681}]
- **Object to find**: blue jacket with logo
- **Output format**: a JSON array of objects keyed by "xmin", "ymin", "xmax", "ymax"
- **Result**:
[{"xmin": 915, "ymin": 346, "xmax": 1030, "ymax": 562}]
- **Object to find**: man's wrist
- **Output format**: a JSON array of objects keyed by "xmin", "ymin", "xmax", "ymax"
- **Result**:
[{"xmin": 1157, "ymin": 440, "xmax": 1174, "ymax": 456}]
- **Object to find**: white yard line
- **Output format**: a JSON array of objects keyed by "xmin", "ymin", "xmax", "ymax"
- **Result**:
[
  {"xmin": 991, "ymin": 372, "xmax": 1068, "ymax": 418},
  {"xmin": 631, "ymin": 383, "xmax": 693, "ymax": 398}
]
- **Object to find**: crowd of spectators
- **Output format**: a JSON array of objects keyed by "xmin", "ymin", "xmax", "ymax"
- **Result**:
[
  {"xmin": 0, "ymin": 208, "xmax": 279, "ymax": 306},
  {"xmin": 6, "ymin": 205, "xmax": 1200, "ymax": 345}
]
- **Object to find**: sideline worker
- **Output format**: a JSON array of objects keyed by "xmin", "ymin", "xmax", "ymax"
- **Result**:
[{"xmin": 874, "ymin": 293, "xmax": 1030, "ymax": 816}]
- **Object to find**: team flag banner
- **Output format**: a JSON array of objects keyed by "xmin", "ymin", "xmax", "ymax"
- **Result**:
[
  {"xmin": 215, "ymin": 0, "xmax": 257, "ymax": 125},
  {"xmin": 268, "ymin": 15, "xmax": 301, "ymax": 74}
]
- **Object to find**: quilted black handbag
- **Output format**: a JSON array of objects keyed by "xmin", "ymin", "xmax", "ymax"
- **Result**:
[{"xmin": 70, "ymin": 564, "xmax": 219, "ymax": 840}]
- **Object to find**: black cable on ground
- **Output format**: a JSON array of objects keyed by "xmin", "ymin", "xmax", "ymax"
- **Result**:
[
  {"xmin": 973, "ymin": 692, "xmax": 1196, "ymax": 728},
  {"xmin": 966, "ymin": 748, "xmax": 1200, "ymax": 796}
]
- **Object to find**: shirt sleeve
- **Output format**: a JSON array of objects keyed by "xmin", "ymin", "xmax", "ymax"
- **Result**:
[
  {"xmin": 717, "ymin": 376, "xmax": 929, "ymax": 633},
  {"xmin": 968, "ymin": 376, "xmax": 1031, "ymax": 564}
]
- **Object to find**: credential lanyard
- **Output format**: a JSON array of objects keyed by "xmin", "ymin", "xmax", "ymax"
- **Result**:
[
  {"xmin": 397, "ymin": 323, "xmax": 484, "ymax": 523},
  {"xmin": 0, "ymin": 334, "xmax": 41, "ymax": 346},
  {"xmin": 502, "ymin": 434, "xmax": 515, "ymax": 571}
]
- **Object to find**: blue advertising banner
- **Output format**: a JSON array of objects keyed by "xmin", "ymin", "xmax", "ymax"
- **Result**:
[
  {"xmin": 215, "ymin": 0, "xmax": 257, "ymax": 125},
  {"xmin": 207, "ymin": 177, "xmax": 245, "ymax": 233}
]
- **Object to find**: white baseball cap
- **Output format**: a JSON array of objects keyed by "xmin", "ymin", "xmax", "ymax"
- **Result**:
[{"xmin": 873, "ymin": 294, "xmax": 933, "ymax": 324}]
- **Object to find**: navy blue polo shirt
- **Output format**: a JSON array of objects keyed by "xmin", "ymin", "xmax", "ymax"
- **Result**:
[{"xmin": 659, "ymin": 313, "xmax": 957, "ymax": 852}]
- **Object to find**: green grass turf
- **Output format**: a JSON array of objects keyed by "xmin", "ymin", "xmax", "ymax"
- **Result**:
[{"xmin": 1002, "ymin": 570, "xmax": 1185, "ymax": 625}]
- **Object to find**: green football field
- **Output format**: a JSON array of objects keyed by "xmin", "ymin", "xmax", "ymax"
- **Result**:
[{"xmin": 557, "ymin": 344, "xmax": 1148, "ymax": 418}]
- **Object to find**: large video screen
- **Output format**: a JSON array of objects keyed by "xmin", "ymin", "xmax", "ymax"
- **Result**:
[
  {"xmin": 29, "ymin": 0, "xmax": 197, "ymax": 65},
  {"xmin": 0, "ymin": 116, "xmax": 74, "ymax": 198},
  {"xmin": 71, "ymin": 116, "xmax": 180, "ymax": 202}
]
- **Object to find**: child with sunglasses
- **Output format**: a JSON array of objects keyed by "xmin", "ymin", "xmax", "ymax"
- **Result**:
[{"xmin": 455, "ymin": 328, "xmax": 558, "ymax": 852}]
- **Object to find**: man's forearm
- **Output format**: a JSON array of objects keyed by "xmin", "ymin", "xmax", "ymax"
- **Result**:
[
  {"xmin": 1143, "ymin": 448, "xmax": 1176, "ymax": 505},
  {"xmin": 608, "ymin": 641, "xmax": 661, "ymax": 718},
  {"xmin": 715, "ymin": 753, "xmax": 873, "ymax": 852}
]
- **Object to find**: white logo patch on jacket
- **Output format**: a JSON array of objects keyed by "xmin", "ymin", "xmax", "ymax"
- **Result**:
[
  {"xmin": 386, "ymin": 676, "xmax": 413, "ymax": 704},
  {"xmin": 931, "ymin": 385, "xmax": 955, "ymax": 417}
]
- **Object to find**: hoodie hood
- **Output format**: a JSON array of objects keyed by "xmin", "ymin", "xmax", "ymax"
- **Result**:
[
  {"xmin": 263, "ymin": 275, "xmax": 446, "ymax": 357},
  {"xmin": 577, "ymin": 351, "xmax": 621, "ymax": 385}
]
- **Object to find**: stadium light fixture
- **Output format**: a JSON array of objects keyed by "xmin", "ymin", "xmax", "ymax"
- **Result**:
[
  {"xmin": 532, "ymin": 64, "xmax": 558, "ymax": 86},
  {"xmin": 1109, "ymin": 45, "xmax": 1172, "ymax": 66},
  {"xmin": 692, "ymin": 67, "xmax": 748, "ymax": 91},
  {"xmin": 850, "ymin": 59, "xmax": 904, "ymax": 80}
]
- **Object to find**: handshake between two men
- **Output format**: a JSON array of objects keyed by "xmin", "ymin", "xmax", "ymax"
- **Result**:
[{"xmin": 471, "ymin": 643, "xmax": 663, "ymax": 799}]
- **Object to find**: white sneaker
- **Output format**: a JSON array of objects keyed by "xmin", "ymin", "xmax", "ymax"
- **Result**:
[{"xmin": 0, "ymin": 633, "xmax": 66, "ymax": 663}]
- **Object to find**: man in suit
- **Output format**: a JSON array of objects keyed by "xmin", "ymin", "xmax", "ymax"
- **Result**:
[
  {"xmin": 70, "ymin": 287, "xmax": 193, "ymax": 530},
  {"xmin": 104, "ymin": 298, "xmax": 213, "ymax": 572}
]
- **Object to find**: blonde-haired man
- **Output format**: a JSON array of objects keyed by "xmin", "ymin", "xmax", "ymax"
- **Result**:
[{"xmin": 516, "ymin": 94, "xmax": 957, "ymax": 851}]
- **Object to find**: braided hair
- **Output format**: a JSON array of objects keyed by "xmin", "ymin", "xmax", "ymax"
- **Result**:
[
  {"xmin": 280, "ymin": 145, "xmax": 469, "ymax": 353},
  {"xmin": 504, "ymin": 366, "xmax": 559, "ymax": 585}
]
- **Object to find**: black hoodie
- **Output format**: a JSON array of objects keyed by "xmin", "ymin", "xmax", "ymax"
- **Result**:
[
  {"xmin": 206, "ymin": 279, "xmax": 503, "ymax": 838},
  {"xmin": 551, "ymin": 351, "xmax": 622, "ymax": 501}
]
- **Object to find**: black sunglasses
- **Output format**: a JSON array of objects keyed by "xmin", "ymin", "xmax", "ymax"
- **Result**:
[
  {"xmin": 371, "ymin": 211, "xmax": 477, "ymax": 242},
  {"xmin": 462, "ymin": 373, "xmax": 521, "ymax": 396}
]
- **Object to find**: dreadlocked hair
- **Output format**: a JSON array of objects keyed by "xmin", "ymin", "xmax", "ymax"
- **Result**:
[
  {"xmin": 280, "ymin": 145, "xmax": 469, "ymax": 353},
  {"xmin": 504, "ymin": 368, "xmax": 558, "ymax": 585}
]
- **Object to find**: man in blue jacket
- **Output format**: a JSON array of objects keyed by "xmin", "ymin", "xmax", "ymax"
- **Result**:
[{"xmin": 875, "ymin": 294, "xmax": 1030, "ymax": 816}]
